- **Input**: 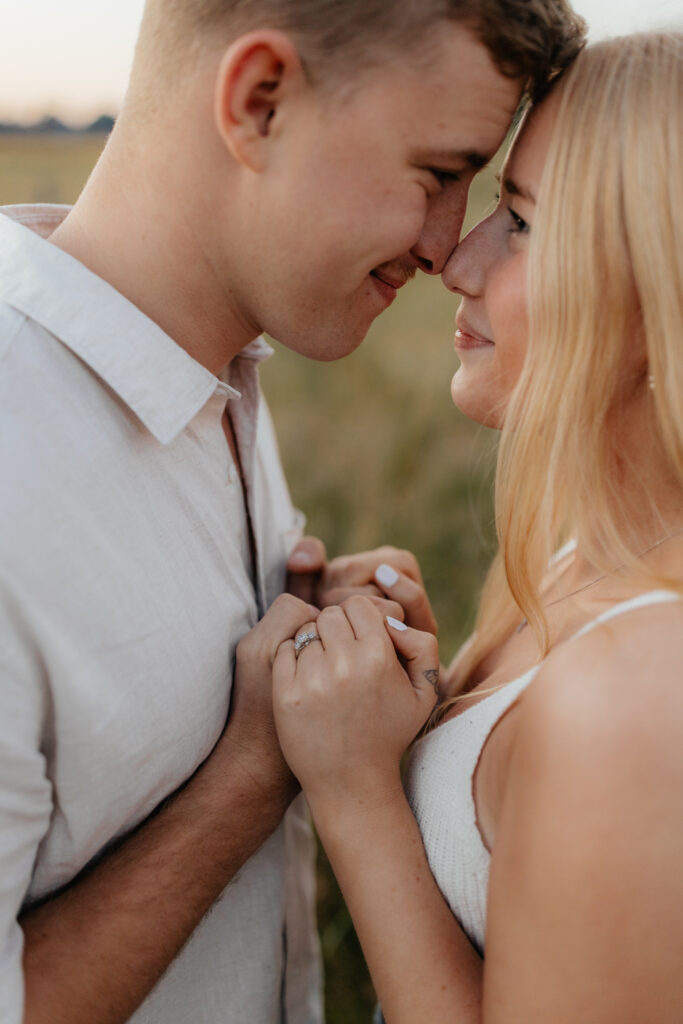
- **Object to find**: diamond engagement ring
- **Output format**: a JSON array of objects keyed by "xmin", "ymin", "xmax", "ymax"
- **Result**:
[{"xmin": 293, "ymin": 631, "xmax": 322, "ymax": 657}]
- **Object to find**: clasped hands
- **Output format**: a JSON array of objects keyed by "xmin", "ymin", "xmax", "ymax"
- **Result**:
[{"xmin": 229, "ymin": 537, "xmax": 442, "ymax": 815}]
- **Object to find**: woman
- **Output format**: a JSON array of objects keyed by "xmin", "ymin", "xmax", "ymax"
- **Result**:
[{"xmin": 241, "ymin": 33, "xmax": 683, "ymax": 1022}]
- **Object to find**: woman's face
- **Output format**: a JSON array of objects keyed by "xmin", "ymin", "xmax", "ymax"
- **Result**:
[{"xmin": 442, "ymin": 91, "xmax": 559, "ymax": 429}]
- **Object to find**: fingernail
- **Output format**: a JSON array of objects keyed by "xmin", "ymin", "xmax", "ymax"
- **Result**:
[
  {"xmin": 288, "ymin": 551, "xmax": 313, "ymax": 568},
  {"xmin": 375, "ymin": 564, "xmax": 399, "ymax": 588},
  {"xmin": 386, "ymin": 616, "xmax": 408, "ymax": 631}
]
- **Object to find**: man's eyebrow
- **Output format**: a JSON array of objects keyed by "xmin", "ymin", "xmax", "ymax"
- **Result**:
[
  {"xmin": 496, "ymin": 172, "xmax": 537, "ymax": 203},
  {"xmin": 415, "ymin": 148, "xmax": 491, "ymax": 171}
]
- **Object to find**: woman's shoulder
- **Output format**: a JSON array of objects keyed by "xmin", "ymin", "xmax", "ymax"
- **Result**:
[
  {"xmin": 487, "ymin": 598, "xmax": 683, "ymax": 1014},
  {"xmin": 514, "ymin": 595, "xmax": 683, "ymax": 793},
  {"xmin": 533, "ymin": 591, "xmax": 682, "ymax": 694}
]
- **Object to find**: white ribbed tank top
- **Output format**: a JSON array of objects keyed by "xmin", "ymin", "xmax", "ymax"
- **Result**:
[{"xmin": 404, "ymin": 590, "xmax": 681, "ymax": 955}]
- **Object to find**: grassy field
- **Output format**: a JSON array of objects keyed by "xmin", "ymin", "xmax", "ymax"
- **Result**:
[{"xmin": 0, "ymin": 132, "xmax": 502, "ymax": 1021}]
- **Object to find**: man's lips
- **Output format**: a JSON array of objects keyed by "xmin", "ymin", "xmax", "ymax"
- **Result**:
[
  {"xmin": 454, "ymin": 316, "xmax": 494, "ymax": 350},
  {"xmin": 370, "ymin": 271, "xmax": 400, "ymax": 304},
  {"xmin": 369, "ymin": 266, "xmax": 416, "ymax": 304},
  {"xmin": 371, "ymin": 269, "xmax": 410, "ymax": 291}
]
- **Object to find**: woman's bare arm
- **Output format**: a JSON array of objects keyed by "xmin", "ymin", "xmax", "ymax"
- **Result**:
[
  {"xmin": 312, "ymin": 785, "xmax": 483, "ymax": 1024},
  {"xmin": 274, "ymin": 598, "xmax": 483, "ymax": 1024},
  {"xmin": 275, "ymin": 597, "xmax": 683, "ymax": 1024}
]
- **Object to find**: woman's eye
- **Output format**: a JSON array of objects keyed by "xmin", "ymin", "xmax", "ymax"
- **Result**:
[{"xmin": 507, "ymin": 207, "xmax": 529, "ymax": 234}]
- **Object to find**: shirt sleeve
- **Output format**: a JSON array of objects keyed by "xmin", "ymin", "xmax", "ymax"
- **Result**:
[{"xmin": 0, "ymin": 600, "xmax": 53, "ymax": 1022}]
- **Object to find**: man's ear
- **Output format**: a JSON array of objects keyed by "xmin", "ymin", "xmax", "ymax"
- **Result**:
[{"xmin": 214, "ymin": 30, "xmax": 306, "ymax": 171}]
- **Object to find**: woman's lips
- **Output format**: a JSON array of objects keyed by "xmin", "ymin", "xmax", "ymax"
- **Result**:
[{"xmin": 454, "ymin": 320, "xmax": 494, "ymax": 350}]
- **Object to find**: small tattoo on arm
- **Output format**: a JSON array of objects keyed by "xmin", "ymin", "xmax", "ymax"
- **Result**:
[{"xmin": 423, "ymin": 668, "xmax": 439, "ymax": 692}]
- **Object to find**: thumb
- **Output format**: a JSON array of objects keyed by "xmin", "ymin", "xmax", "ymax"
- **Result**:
[
  {"xmin": 239, "ymin": 594, "xmax": 319, "ymax": 667},
  {"xmin": 286, "ymin": 536, "xmax": 327, "ymax": 604},
  {"xmin": 287, "ymin": 536, "xmax": 327, "ymax": 573},
  {"xmin": 385, "ymin": 616, "xmax": 441, "ymax": 702}
]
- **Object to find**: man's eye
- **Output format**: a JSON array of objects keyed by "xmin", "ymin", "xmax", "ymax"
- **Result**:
[
  {"xmin": 429, "ymin": 169, "xmax": 461, "ymax": 187},
  {"xmin": 507, "ymin": 207, "xmax": 529, "ymax": 234}
]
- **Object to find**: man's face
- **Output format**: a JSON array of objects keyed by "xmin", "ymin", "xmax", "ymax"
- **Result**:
[{"xmin": 238, "ymin": 22, "xmax": 522, "ymax": 361}]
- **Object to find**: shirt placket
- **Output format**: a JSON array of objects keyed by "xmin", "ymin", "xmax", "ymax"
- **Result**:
[{"xmin": 226, "ymin": 358, "xmax": 268, "ymax": 617}]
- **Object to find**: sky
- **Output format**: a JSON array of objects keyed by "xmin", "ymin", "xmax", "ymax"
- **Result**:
[{"xmin": 1, "ymin": 0, "xmax": 682, "ymax": 124}]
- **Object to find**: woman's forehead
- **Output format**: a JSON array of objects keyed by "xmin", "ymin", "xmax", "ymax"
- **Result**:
[{"xmin": 503, "ymin": 90, "xmax": 563, "ymax": 194}]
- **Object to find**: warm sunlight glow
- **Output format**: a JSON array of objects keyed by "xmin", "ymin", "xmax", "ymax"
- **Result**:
[{"xmin": 1, "ymin": 0, "xmax": 682, "ymax": 125}]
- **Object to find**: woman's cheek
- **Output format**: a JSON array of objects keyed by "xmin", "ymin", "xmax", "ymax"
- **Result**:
[{"xmin": 488, "ymin": 263, "xmax": 530, "ymax": 376}]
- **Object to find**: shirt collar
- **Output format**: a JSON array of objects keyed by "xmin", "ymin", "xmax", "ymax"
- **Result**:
[{"xmin": 0, "ymin": 205, "xmax": 273, "ymax": 444}]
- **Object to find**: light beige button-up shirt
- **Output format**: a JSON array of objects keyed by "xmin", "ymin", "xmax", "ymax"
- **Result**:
[{"xmin": 0, "ymin": 205, "xmax": 322, "ymax": 1024}]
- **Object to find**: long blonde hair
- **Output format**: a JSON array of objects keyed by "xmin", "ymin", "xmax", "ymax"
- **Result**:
[{"xmin": 448, "ymin": 33, "xmax": 683, "ymax": 698}]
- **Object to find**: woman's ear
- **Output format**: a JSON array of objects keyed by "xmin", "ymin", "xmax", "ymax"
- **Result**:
[{"xmin": 214, "ymin": 30, "xmax": 305, "ymax": 171}]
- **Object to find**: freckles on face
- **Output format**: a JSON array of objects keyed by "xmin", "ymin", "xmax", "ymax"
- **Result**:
[
  {"xmin": 361, "ymin": 172, "xmax": 429, "ymax": 267},
  {"xmin": 418, "ymin": 181, "xmax": 471, "ymax": 269},
  {"xmin": 282, "ymin": 107, "xmax": 432, "ymax": 284}
]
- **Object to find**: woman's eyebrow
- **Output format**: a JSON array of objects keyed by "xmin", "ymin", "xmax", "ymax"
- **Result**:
[{"xmin": 496, "ymin": 172, "xmax": 537, "ymax": 203}]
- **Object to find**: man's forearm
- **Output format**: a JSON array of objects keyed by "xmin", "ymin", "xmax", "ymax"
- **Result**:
[{"xmin": 20, "ymin": 737, "xmax": 293, "ymax": 1024}]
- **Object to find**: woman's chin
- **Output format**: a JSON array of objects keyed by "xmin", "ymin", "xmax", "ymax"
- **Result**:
[{"xmin": 450, "ymin": 371, "xmax": 505, "ymax": 430}]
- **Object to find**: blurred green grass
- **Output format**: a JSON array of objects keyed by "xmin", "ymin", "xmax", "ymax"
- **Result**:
[{"xmin": 0, "ymin": 132, "xmax": 502, "ymax": 1022}]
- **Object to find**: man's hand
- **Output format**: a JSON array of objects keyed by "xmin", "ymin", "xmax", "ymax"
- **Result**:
[
  {"xmin": 20, "ymin": 594, "xmax": 322, "ymax": 1024},
  {"xmin": 228, "ymin": 595, "xmax": 320, "ymax": 801},
  {"xmin": 286, "ymin": 536, "xmax": 327, "ymax": 604}
]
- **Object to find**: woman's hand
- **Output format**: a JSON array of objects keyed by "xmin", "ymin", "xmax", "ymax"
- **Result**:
[
  {"xmin": 224, "ymin": 595, "xmax": 320, "ymax": 803},
  {"xmin": 319, "ymin": 546, "xmax": 439, "ymax": 635},
  {"xmin": 272, "ymin": 596, "xmax": 439, "ymax": 817}
]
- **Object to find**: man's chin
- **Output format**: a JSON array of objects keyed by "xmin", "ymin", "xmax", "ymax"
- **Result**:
[{"xmin": 279, "ymin": 326, "xmax": 369, "ymax": 363}]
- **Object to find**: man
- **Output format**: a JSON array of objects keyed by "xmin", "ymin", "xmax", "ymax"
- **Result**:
[{"xmin": 0, "ymin": 1, "xmax": 585, "ymax": 1021}]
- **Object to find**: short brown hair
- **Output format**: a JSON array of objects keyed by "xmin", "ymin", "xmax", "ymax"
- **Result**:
[{"xmin": 139, "ymin": 0, "xmax": 586, "ymax": 103}]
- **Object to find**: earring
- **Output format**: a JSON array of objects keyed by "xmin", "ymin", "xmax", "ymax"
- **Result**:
[{"xmin": 647, "ymin": 372, "xmax": 656, "ymax": 391}]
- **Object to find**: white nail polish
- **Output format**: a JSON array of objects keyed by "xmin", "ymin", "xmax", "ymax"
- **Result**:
[
  {"xmin": 375, "ymin": 563, "xmax": 399, "ymax": 588},
  {"xmin": 386, "ymin": 616, "xmax": 408, "ymax": 631}
]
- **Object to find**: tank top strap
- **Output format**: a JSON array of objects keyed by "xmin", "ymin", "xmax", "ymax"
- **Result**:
[
  {"xmin": 404, "ymin": 587, "xmax": 681, "ymax": 960},
  {"xmin": 572, "ymin": 589, "xmax": 681, "ymax": 643}
]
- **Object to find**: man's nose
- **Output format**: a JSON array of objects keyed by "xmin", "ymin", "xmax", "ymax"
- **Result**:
[
  {"xmin": 410, "ymin": 189, "xmax": 468, "ymax": 276},
  {"xmin": 441, "ymin": 218, "xmax": 490, "ymax": 297}
]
